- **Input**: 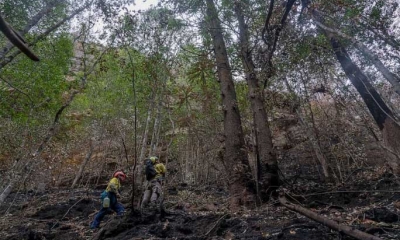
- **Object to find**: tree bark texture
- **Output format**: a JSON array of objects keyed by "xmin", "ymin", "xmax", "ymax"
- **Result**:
[
  {"xmin": 205, "ymin": 0, "xmax": 255, "ymax": 209},
  {"xmin": 327, "ymin": 32, "xmax": 400, "ymax": 171},
  {"xmin": 234, "ymin": 2, "xmax": 278, "ymax": 200}
]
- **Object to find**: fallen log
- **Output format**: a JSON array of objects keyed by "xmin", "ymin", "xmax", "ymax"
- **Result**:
[{"xmin": 278, "ymin": 192, "xmax": 383, "ymax": 240}]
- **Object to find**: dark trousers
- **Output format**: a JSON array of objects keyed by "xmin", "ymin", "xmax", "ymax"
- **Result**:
[{"xmin": 90, "ymin": 191, "xmax": 124, "ymax": 228}]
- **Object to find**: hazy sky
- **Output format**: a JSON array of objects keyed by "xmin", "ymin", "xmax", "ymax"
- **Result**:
[
  {"xmin": 132, "ymin": 0, "xmax": 159, "ymax": 10},
  {"xmin": 86, "ymin": 0, "xmax": 160, "ymax": 41}
]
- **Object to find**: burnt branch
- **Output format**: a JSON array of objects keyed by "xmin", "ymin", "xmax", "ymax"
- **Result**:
[{"xmin": 0, "ymin": 14, "xmax": 39, "ymax": 61}]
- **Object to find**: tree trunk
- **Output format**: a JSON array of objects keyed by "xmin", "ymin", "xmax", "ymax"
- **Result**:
[
  {"xmin": 0, "ymin": 181, "xmax": 15, "ymax": 205},
  {"xmin": 0, "ymin": 14, "xmax": 39, "ymax": 61},
  {"xmin": 136, "ymin": 98, "xmax": 154, "ymax": 187},
  {"xmin": 327, "ymin": 32, "xmax": 400, "ymax": 171},
  {"xmin": 312, "ymin": 16, "xmax": 400, "ymax": 96},
  {"xmin": 234, "ymin": 3, "xmax": 278, "ymax": 200},
  {"xmin": 71, "ymin": 143, "xmax": 94, "ymax": 188},
  {"xmin": 149, "ymin": 97, "xmax": 162, "ymax": 156},
  {"xmin": 138, "ymin": 99, "xmax": 154, "ymax": 163},
  {"xmin": 205, "ymin": 0, "xmax": 255, "ymax": 209}
]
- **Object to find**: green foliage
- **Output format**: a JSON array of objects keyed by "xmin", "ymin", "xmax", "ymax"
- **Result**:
[
  {"xmin": 235, "ymin": 81, "xmax": 250, "ymax": 116},
  {"xmin": 166, "ymin": 0, "xmax": 204, "ymax": 15},
  {"xmin": 370, "ymin": 0, "xmax": 385, "ymax": 20},
  {"xmin": 296, "ymin": 42, "xmax": 312, "ymax": 61},
  {"xmin": 0, "ymin": 0, "xmax": 33, "ymax": 29},
  {"xmin": 344, "ymin": 6, "xmax": 362, "ymax": 19},
  {"xmin": 0, "ymin": 0, "xmax": 398, "ymax": 187},
  {"xmin": 0, "ymin": 35, "xmax": 73, "ymax": 123}
]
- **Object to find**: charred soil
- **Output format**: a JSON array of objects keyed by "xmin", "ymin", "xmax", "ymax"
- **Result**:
[{"xmin": 0, "ymin": 169, "xmax": 399, "ymax": 240}]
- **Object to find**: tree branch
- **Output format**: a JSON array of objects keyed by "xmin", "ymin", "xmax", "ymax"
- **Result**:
[
  {"xmin": 0, "ymin": 14, "xmax": 39, "ymax": 61},
  {"xmin": 262, "ymin": 0, "xmax": 275, "ymax": 45}
]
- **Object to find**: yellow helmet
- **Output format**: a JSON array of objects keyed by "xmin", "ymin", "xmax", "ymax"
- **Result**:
[{"xmin": 149, "ymin": 156, "xmax": 158, "ymax": 164}]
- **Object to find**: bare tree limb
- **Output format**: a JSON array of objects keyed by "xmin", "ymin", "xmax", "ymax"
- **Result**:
[
  {"xmin": 263, "ymin": 0, "xmax": 296, "ymax": 88},
  {"xmin": 0, "ymin": 14, "xmax": 39, "ymax": 61},
  {"xmin": 261, "ymin": 0, "xmax": 275, "ymax": 45},
  {"xmin": 0, "ymin": 0, "xmax": 62, "ymax": 58},
  {"xmin": 0, "ymin": 2, "xmax": 92, "ymax": 70}
]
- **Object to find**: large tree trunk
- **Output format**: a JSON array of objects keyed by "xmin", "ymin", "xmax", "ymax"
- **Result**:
[
  {"xmin": 205, "ymin": 0, "xmax": 255, "ymax": 209},
  {"xmin": 234, "ymin": 3, "xmax": 278, "ymax": 200},
  {"xmin": 311, "ymin": 15, "xmax": 400, "ymax": 96},
  {"xmin": 327, "ymin": 32, "xmax": 400, "ymax": 171}
]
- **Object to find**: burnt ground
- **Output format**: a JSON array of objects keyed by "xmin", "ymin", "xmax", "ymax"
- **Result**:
[{"xmin": 0, "ymin": 168, "xmax": 400, "ymax": 240}]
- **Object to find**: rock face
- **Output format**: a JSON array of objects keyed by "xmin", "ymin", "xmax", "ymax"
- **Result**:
[
  {"xmin": 66, "ymin": 39, "xmax": 97, "ymax": 82},
  {"xmin": 66, "ymin": 41, "xmax": 85, "ymax": 82}
]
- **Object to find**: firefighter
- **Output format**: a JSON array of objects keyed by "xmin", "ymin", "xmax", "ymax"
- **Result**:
[
  {"xmin": 90, "ymin": 170, "xmax": 126, "ymax": 229},
  {"xmin": 141, "ymin": 156, "xmax": 166, "ymax": 209}
]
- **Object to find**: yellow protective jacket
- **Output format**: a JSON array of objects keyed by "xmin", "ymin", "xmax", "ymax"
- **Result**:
[
  {"xmin": 154, "ymin": 163, "xmax": 166, "ymax": 180},
  {"xmin": 105, "ymin": 177, "xmax": 121, "ymax": 193}
]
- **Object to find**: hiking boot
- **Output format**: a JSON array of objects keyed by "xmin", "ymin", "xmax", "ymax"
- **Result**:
[{"xmin": 90, "ymin": 224, "xmax": 99, "ymax": 230}]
